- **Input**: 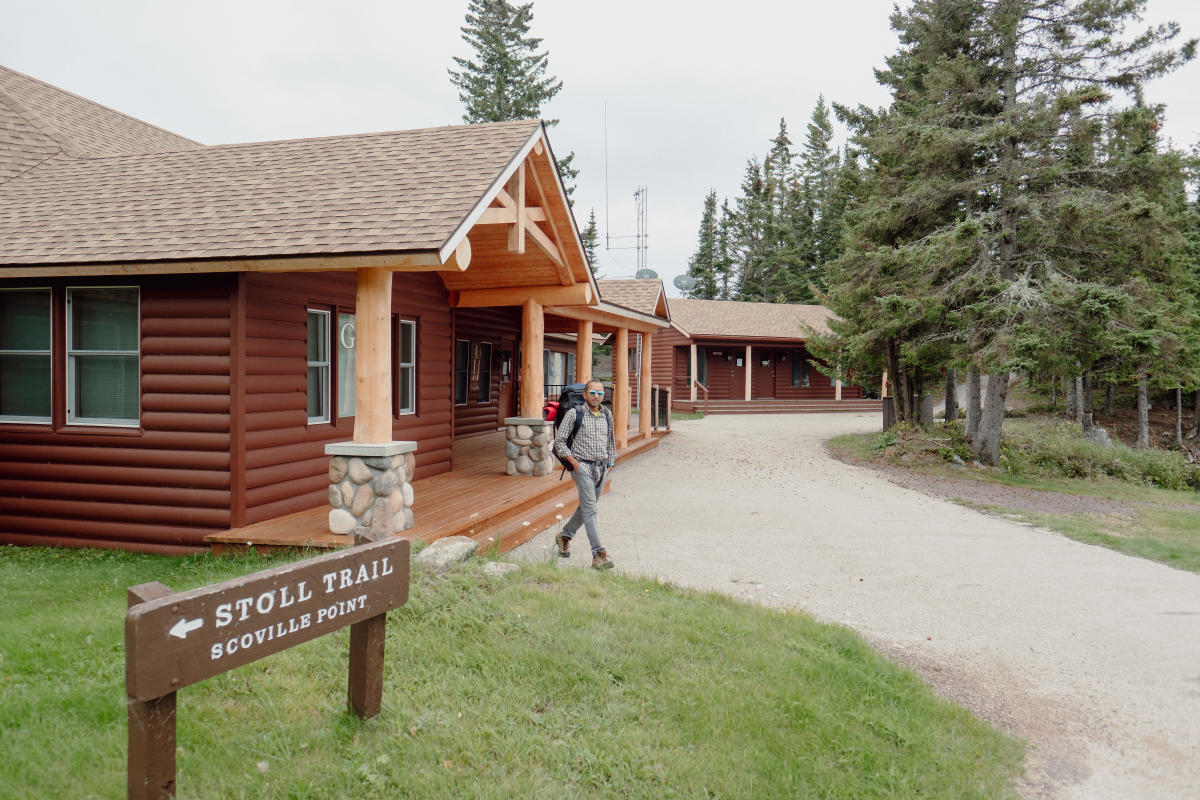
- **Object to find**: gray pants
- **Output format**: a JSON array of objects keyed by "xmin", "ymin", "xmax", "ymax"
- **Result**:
[{"xmin": 562, "ymin": 461, "xmax": 609, "ymax": 554}]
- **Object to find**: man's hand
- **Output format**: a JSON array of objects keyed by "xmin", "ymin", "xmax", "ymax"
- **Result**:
[{"xmin": 567, "ymin": 455, "xmax": 580, "ymax": 472}]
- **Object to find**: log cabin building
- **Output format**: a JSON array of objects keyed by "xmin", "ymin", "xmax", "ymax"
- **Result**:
[
  {"xmin": 0, "ymin": 65, "xmax": 667, "ymax": 554},
  {"xmin": 599, "ymin": 281, "xmax": 881, "ymax": 414}
]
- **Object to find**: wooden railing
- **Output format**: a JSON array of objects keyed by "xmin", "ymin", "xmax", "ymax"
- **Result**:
[{"xmin": 692, "ymin": 380, "xmax": 710, "ymax": 416}]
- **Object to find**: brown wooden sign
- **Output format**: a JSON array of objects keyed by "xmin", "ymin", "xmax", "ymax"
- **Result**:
[
  {"xmin": 125, "ymin": 535, "xmax": 409, "ymax": 800},
  {"xmin": 126, "ymin": 537, "xmax": 409, "ymax": 701}
]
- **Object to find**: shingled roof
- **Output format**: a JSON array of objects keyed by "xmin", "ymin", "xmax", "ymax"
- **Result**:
[
  {"xmin": 667, "ymin": 298, "xmax": 835, "ymax": 339},
  {"xmin": 596, "ymin": 279, "xmax": 669, "ymax": 319},
  {"xmin": 0, "ymin": 118, "xmax": 541, "ymax": 266},
  {"xmin": 0, "ymin": 64, "xmax": 201, "ymax": 175}
]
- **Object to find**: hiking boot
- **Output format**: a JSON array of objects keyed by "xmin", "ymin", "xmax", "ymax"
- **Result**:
[
  {"xmin": 554, "ymin": 532, "xmax": 571, "ymax": 558},
  {"xmin": 591, "ymin": 549, "xmax": 614, "ymax": 570}
]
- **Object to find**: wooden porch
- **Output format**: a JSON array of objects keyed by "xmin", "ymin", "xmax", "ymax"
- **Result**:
[{"xmin": 206, "ymin": 428, "xmax": 665, "ymax": 556}]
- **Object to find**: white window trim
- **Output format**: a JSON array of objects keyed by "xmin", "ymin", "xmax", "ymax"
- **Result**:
[
  {"xmin": 66, "ymin": 286, "xmax": 140, "ymax": 427},
  {"xmin": 398, "ymin": 319, "xmax": 417, "ymax": 415},
  {"xmin": 307, "ymin": 309, "xmax": 331, "ymax": 424},
  {"xmin": 0, "ymin": 287, "xmax": 52, "ymax": 424}
]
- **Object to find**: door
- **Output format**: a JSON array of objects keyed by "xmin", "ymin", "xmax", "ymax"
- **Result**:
[{"xmin": 753, "ymin": 349, "xmax": 775, "ymax": 399}]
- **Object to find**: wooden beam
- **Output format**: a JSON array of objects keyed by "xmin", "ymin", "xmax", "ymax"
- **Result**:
[
  {"xmin": 524, "ymin": 221, "xmax": 565, "ymax": 270},
  {"xmin": 520, "ymin": 298, "xmax": 545, "ymax": 418},
  {"xmin": 0, "ymin": 251, "xmax": 447, "ymax": 279},
  {"xmin": 614, "ymin": 328, "xmax": 629, "ymax": 450},
  {"xmin": 476, "ymin": 206, "xmax": 547, "ymax": 225},
  {"xmin": 452, "ymin": 283, "xmax": 591, "ymax": 308},
  {"xmin": 523, "ymin": 153, "xmax": 575, "ymax": 285},
  {"xmin": 576, "ymin": 320, "xmax": 593, "ymax": 383},
  {"xmin": 353, "ymin": 268, "xmax": 393, "ymax": 444},
  {"xmin": 508, "ymin": 163, "xmax": 526, "ymax": 254},
  {"xmin": 640, "ymin": 332, "xmax": 653, "ymax": 437},
  {"xmin": 543, "ymin": 305, "xmax": 661, "ymax": 334},
  {"xmin": 439, "ymin": 237, "xmax": 471, "ymax": 272}
]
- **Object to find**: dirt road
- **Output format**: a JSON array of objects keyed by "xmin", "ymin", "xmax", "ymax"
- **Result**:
[{"xmin": 512, "ymin": 413, "xmax": 1200, "ymax": 799}]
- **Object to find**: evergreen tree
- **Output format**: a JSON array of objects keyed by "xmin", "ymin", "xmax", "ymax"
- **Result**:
[
  {"xmin": 686, "ymin": 191, "xmax": 720, "ymax": 299},
  {"xmin": 580, "ymin": 208, "xmax": 600, "ymax": 275},
  {"xmin": 821, "ymin": 0, "xmax": 1195, "ymax": 462},
  {"xmin": 715, "ymin": 199, "xmax": 736, "ymax": 300},
  {"xmin": 448, "ymin": 0, "xmax": 577, "ymax": 198},
  {"xmin": 801, "ymin": 96, "xmax": 841, "ymax": 273}
]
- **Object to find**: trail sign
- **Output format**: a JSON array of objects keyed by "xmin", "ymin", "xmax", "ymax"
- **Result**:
[{"xmin": 125, "ymin": 535, "xmax": 409, "ymax": 799}]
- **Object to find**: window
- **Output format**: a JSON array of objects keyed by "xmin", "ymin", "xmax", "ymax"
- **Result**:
[
  {"xmin": 685, "ymin": 347, "xmax": 707, "ymax": 384},
  {"xmin": 791, "ymin": 350, "xmax": 810, "ymax": 388},
  {"xmin": 337, "ymin": 313, "xmax": 356, "ymax": 418},
  {"xmin": 307, "ymin": 310, "xmax": 331, "ymax": 423},
  {"xmin": 67, "ymin": 287, "xmax": 139, "ymax": 425},
  {"xmin": 566, "ymin": 353, "xmax": 576, "ymax": 385},
  {"xmin": 476, "ymin": 342, "xmax": 492, "ymax": 403},
  {"xmin": 0, "ymin": 289, "xmax": 51, "ymax": 422},
  {"xmin": 397, "ymin": 319, "xmax": 416, "ymax": 415},
  {"xmin": 454, "ymin": 339, "xmax": 469, "ymax": 405}
]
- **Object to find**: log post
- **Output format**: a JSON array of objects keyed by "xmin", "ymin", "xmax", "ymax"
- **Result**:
[
  {"xmin": 689, "ymin": 343, "xmax": 698, "ymax": 402},
  {"xmin": 353, "ymin": 267, "xmax": 393, "ymax": 444},
  {"xmin": 744, "ymin": 345, "xmax": 752, "ymax": 401},
  {"xmin": 520, "ymin": 298, "xmax": 545, "ymax": 418},
  {"xmin": 640, "ymin": 332, "xmax": 653, "ymax": 437},
  {"xmin": 614, "ymin": 327, "xmax": 629, "ymax": 449},
  {"xmin": 576, "ymin": 320, "xmax": 592, "ymax": 383}
]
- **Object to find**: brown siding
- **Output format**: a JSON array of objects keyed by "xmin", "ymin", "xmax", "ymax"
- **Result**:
[
  {"xmin": 451, "ymin": 306, "xmax": 520, "ymax": 438},
  {"xmin": 0, "ymin": 275, "xmax": 234, "ymax": 552},
  {"xmin": 240, "ymin": 272, "xmax": 453, "ymax": 525}
]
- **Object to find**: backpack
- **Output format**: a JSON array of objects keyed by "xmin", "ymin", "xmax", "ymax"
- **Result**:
[{"xmin": 545, "ymin": 383, "xmax": 612, "ymax": 475}]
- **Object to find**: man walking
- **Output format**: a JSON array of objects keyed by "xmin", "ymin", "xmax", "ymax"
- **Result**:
[{"xmin": 553, "ymin": 378, "xmax": 616, "ymax": 569}]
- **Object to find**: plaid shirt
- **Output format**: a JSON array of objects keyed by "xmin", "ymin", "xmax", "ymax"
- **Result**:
[{"xmin": 553, "ymin": 405, "xmax": 615, "ymax": 465}]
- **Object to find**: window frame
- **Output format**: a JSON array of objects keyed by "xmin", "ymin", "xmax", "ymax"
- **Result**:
[
  {"xmin": 307, "ymin": 308, "xmax": 332, "ymax": 424},
  {"xmin": 476, "ymin": 341, "xmax": 492, "ymax": 403},
  {"xmin": 0, "ymin": 287, "xmax": 53, "ymax": 424},
  {"xmin": 397, "ymin": 318, "xmax": 417, "ymax": 415},
  {"xmin": 65, "ymin": 285, "xmax": 140, "ymax": 427},
  {"xmin": 454, "ymin": 339, "xmax": 470, "ymax": 406}
]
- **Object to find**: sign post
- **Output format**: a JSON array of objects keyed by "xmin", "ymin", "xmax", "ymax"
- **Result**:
[{"xmin": 125, "ymin": 535, "xmax": 409, "ymax": 799}]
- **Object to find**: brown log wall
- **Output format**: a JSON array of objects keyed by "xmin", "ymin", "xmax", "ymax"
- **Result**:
[
  {"xmin": 239, "ymin": 272, "xmax": 453, "ymax": 526},
  {"xmin": 452, "ymin": 306, "xmax": 520, "ymax": 438},
  {"xmin": 0, "ymin": 276, "xmax": 235, "ymax": 553}
]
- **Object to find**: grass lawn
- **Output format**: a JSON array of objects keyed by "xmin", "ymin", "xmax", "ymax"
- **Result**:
[
  {"xmin": 829, "ymin": 417, "xmax": 1200, "ymax": 574},
  {"xmin": 1, "ymin": 546, "xmax": 1022, "ymax": 799}
]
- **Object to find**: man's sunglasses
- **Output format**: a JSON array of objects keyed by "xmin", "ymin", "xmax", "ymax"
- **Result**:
[{"xmin": 587, "ymin": 390, "xmax": 604, "ymax": 396}]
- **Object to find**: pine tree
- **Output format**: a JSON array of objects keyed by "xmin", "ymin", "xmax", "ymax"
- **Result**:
[
  {"xmin": 801, "ymin": 96, "xmax": 841, "ymax": 273},
  {"xmin": 580, "ymin": 208, "xmax": 600, "ymax": 275},
  {"xmin": 715, "ymin": 199, "xmax": 736, "ymax": 300},
  {"xmin": 686, "ymin": 191, "xmax": 720, "ymax": 299},
  {"xmin": 448, "ymin": 0, "xmax": 577, "ymax": 198}
]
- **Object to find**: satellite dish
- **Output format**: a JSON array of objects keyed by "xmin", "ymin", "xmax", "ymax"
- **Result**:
[
  {"xmin": 673, "ymin": 274, "xmax": 697, "ymax": 291},
  {"xmin": 634, "ymin": 268, "xmax": 659, "ymax": 280}
]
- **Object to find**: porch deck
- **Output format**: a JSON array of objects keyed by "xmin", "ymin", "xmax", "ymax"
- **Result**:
[
  {"xmin": 673, "ymin": 398, "xmax": 883, "ymax": 415},
  {"xmin": 205, "ymin": 428, "xmax": 665, "ymax": 555}
]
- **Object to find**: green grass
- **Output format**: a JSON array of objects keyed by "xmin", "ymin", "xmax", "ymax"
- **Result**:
[
  {"xmin": 1, "ymin": 547, "xmax": 1022, "ymax": 799},
  {"xmin": 828, "ymin": 417, "xmax": 1200, "ymax": 573}
]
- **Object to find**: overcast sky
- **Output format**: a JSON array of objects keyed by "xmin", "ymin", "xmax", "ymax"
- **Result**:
[{"xmin": 4, "ymin": 0, "xmax": 1198, "ymax": 294}]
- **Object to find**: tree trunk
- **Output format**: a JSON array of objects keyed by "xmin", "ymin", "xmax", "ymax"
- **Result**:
[
  {"xmin": 973, "ymin": 372, "xmax": 1010, "ymax": 466},
  {"xmin": 1105, "ymin": 384, "xmax": 1114, "ymax": 417},
  {"xmin": 944, "ymin": 368, "xmax": 958, "ymax": 424},
  {"xmin": 1176, "ymin": 387, "xmax": 1183, "ymax": 448},
  {"xmin": 1074, "ymin": 376, "xmax": 1084, "ymax": 425},
  {"xmin": 1049, "ymin": 374, "xmax": 1056, "ymax": 408},
  {"xmin": 1189, "ymin": 389, "xmax": 1200, "ymax": 440},
  {"xmin": 1066, "ymin": 376, "xmax": 1076, "ymax": 417},
  {"xmin": 1083, "ymin": 373, "xmax": 1093, "ymax": 416},
  {"xmin": 886, "ymin": 339, "xmax": 909, "ymax": 423},
  {"xmin": 1136, "ymin": 366, "xmax": 1150, "ymax": 449},
  {"xmin": 965, "ymin": 369, "xmax": 982, "ymax": 441}
]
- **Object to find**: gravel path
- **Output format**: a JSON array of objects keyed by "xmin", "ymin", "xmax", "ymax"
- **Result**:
[{"xmin": 510, "ymin": 413, "xmax": 1200, "ymax": 799}]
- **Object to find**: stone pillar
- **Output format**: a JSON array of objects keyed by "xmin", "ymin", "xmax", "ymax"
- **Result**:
[
  {"xmin": 325, "ymin": 441, "xmax": 417, "ymax": 536},
  {"xmin": 504, "ymin": 417, "xmax": 554, "ymax": 477}
]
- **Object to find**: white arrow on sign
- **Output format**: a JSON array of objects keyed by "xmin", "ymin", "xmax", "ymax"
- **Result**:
[{"xmin": 168, "ymin": 617, "xmax": 204, "ymax": 640}]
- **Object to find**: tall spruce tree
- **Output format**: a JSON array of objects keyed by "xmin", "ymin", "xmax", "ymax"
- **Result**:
[
  {"xmin": 686, "ymin": 191, "xmax": 721, "ymax": 299},
  {"xmin": 580, "ymin": 208, "xmax": 600, "ymax": 275},
  {"xmin": 448, "ymin": 0, "xmax": 577, "ymax": 197},
  {"xmin": 801, "ymin": 96, "xmax": 841, "ymax": 275},
  {"xmin": 823, "ymin": 0, "xmax": 1195, "ymax": 462}
]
